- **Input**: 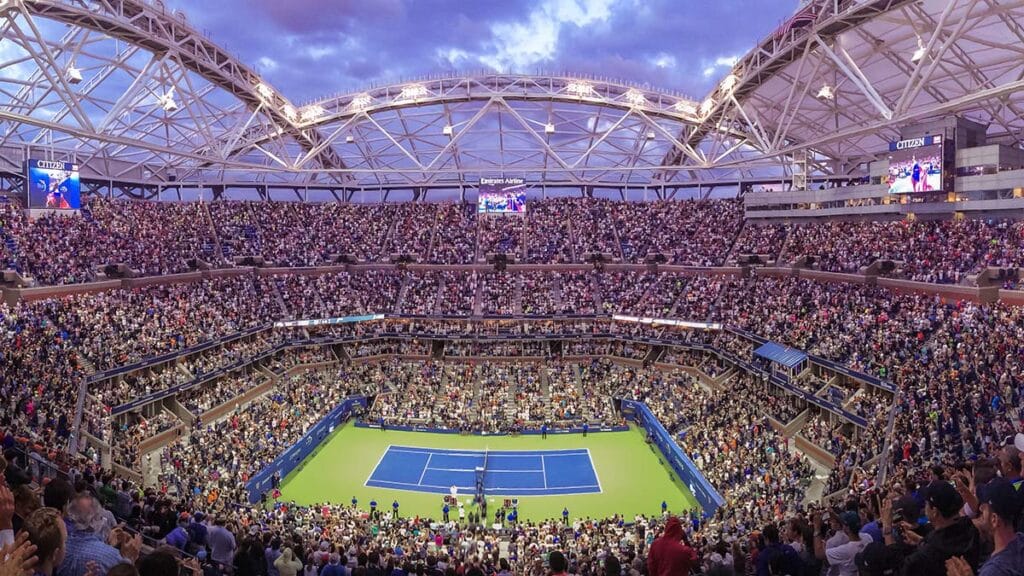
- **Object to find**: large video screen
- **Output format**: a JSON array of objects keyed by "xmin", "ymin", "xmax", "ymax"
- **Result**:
[
  {"xmin": 886, "ymin": 136, "xmax": 944, "ymax": 194},
  {"xmin": 26, "ymin": 159, "xmax": 81, "ymax": 209},
  {"xmin": 478, "ymin": 178, "xmax": 526, "ymax": 214}
]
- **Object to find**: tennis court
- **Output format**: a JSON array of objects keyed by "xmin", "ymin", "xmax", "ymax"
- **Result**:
[{"xmin": 365, "ymin": 445, "xmax": 602, "ymax": 495}]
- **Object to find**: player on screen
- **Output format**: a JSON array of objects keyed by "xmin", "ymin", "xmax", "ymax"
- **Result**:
[
  {"xmin": 45, "ymin": 174, "xmax": 71, "ymax": 209},
  {"xmin": 911, "ymin": 156, "xmax": 922, "ymax": 192}
]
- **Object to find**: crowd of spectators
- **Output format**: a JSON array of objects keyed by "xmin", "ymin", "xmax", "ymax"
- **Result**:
[
  {"xmin": 9, "ymin": 197, "xmax": 1024, "ymax": 290},
  {"xmin": 5, "ymin": 224, "xmax": 1024, "ymax": 575}
]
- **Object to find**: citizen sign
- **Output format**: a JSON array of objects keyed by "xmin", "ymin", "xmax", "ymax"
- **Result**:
[
  {"xmin": 894, "ymin": 138, "xmax": 926, "ymax": 150},
  {"xmin": 34, "ymin": 160, "xmax": 68, "ymax": 170}
]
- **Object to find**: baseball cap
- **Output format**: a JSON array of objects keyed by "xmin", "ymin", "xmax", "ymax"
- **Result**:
[
  {"xmin": 839, "ymin": 511, "xmax": 862, "ymax": 533},
  {"xmin": 892, "ymin": 496, "xmax": 921, "ymax": 521},
  {"xmin": 1015, "ymin": 432, "xmax": 1024, "ymax": 451},
  {"xmin": 923, "ymin": 481, "xmax": 964, "ymax": 518},
  {"xmin": 979, "ymin": 479, "xmax": 1023, "ymax": 524},
  {"xmin": 196, "ymin": 549, "xmax": 207, "ymax": 561}
]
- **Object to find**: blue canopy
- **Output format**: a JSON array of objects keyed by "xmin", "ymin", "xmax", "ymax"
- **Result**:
[{"xmin": 754, "ymin": 342, "xmax": 808, "ymax": 369}]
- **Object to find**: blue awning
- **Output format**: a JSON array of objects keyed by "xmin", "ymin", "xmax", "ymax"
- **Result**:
[{"xmin": 754, "ymin": 342, "xmax": 808, "ymax": 369}]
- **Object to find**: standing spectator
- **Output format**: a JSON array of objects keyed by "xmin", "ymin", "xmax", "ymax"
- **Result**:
[
  {"xmin": 207, "ymin": 516, "xmax": 236, "ymax": 569},
  {"xmin": 755, "ymin": 524, "xmax": 801, "ymax": 576},
  {"xmin": 22, "ymin": 507, "xmax": 66, "ymax": 576},
  {"xmin": 646, "ymin": 516, "xmax": 697, "ymax": 576},
  {"xmin": 548, "ymin": 551, "xmax": 569, "ymax": 576},
  {"xmin": 814, "ymin": 511, "xmax": 871, "ymax": 576},
  {"xmin": 946, "ymin": 479, "xmax": 1023, "ymax": 576},
  {"xmin": 57, "ymin": 494, "xmax": 139, "ymax": 576},
  {"xmin": 265, "ymin": 536, "xmax": 282, "ymax": 576},
  {"xmin": 274, "ymin": 547, "xmax": 302, "ymax": 576},
  {"xmin": 899, "ymin": 482, "xmax": 980, "ymax": 575},
  {"xmin": 164, "ymin": 514, "xmax": 190, "ymax": 551},
  {"xmin": 320, "ymin": 553, "xmax": 347, "ymax": 576}
]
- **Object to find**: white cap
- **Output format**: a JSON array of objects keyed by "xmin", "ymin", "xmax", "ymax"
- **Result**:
[{"xmin": 1015, "ymin": 432, "xmax": 1024, "ymax": 451}]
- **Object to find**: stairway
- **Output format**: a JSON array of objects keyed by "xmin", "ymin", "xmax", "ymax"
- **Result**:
[
  {"xmin": 269, "ymin": 278, "xmax": 292, "ymax": 318},
  {"xmin": 590, "ymin": 271, "xmax": 603, "ymax": 312},
  {"xmin": 425, "ymin": 208, "xmax": 441, "ymax": 262},
  {"xmin": 200, "ymin": 202, "xmax": 225, "ymax": 265},
  {"xmin": 472, "ymin": 273, "xmax": 483, "ymax": 316},
  {"xmin": 395, "ymin": 272, "xmax": 412, "ymax": 314},
  {"xmin": 512, "ymin": 274, "xmax": 524, "ymax": 314}
]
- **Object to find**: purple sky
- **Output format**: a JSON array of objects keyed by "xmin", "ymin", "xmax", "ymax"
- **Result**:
[{"xmin": 170, "ymin": 0, "xmax": 799, "ymax": 103}]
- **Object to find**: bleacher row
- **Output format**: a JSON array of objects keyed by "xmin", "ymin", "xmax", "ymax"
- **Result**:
[{"xmin": 4, "ymin": 195, "xmax": 1024, "ymax": 287}]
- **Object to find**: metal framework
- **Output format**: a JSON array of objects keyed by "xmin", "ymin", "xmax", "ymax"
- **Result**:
[{"xmin": 0, "ymin": 0, "xmax": 1022, "ymax": 200}]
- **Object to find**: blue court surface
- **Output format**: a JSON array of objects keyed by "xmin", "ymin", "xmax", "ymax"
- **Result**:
[{"xmin": 365, "ymin": 445, "xmax": 602, "ymax": 496}]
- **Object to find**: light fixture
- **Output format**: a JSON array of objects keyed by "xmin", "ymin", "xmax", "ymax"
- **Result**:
[
  {"xmin": 442, "ymin": 125, "xmax": 453, "ymax": 136},
  {"xmin": 566, "ymin": 81, "xmax": 593, "ymax": 97},
  {"xmin": 544, "ymin": 122, "xmax": 555, "ymax": 134},
  {"xmin": 816, "ymin": 85, "xmax": 834, "ymax": 100},
  {"xmin": 66, "ymin": 65, "xmax": 82, "ymax": 84},
  {"xmin": 699, "ymin": 97, "xmax": 715, "ymax": 117},
  {"xmin": 399, "ymin": 84, "xmax": 428, "ymax": 100},
  {"xmin": 345, "ymin": 135, "xmax": 355, "ymax": 143},
  {"xmin": 255, "ymin": 82, "xmax": 274, "ymax": 100},
  {"xmin": 350, "ymin": 93, "xmax": 373, "ymax": 109},
  {"xmin": 624, "ymin": 89, "xmax": 646, "ymax": 106},
  {"xmin": 674, "ymin": 101, "xmax": 697, "ymax": 115},
  {"xmin": 720, "ymin": 74, "xmax": 738, "ymax": 93},
  {"xmin": 646, "ymin": 131, "xmax": 656, "ymax": 140},
  {"xmin": 158, "ymin": 88, "xmax": 178, "ymax": 112},
  {"xmin": 300, "ymin": 104, "xmax": 325, "ymax": 123},
  {"xmin": 282, "ymin": 104, "xmax": 297, "ymax": 121},
  {"xmin": 911, "ymin": 37, "xmax": 927, "ymax": 63}
]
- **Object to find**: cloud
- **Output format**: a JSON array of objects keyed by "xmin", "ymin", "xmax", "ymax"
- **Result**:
[
  {"xmin": 164, "ymin": 0, "xmax": 796, "ymax": 101},
  {"xmin": 257, "ymin": 57, "xmax": 278, "ymax": 72},
  {"xmin": 650, "ymin": 53, "xmax": 676, "ymax": 70},
  {"xmin": 479, "ymin": 0, "xmax": 616, "ymax": 72}
]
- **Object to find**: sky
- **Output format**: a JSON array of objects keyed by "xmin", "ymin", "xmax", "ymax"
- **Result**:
[{"xmin": 169, "ymin": 0, "xmax": 799, "ymax": 103}]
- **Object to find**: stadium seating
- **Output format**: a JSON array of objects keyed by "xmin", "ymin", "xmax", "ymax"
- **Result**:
[{"xmin": 3, "ymin": 196, "xmax": 1024, "ymax": 576}]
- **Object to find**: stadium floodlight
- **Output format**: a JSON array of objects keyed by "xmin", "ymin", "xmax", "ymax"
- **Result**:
[
  {"xmin": 646, "ymin": 131, "xmax": 656, "ymax": 140},
  {"xmin": 399, "ymin": 84, "xmax": 428, "ymax": 100},
  {"xmin": 911, "ymin": 37, "xmax": 927, "ymax": 63},
  {"xmin": 442, "ymin": 125, "xmax": 453, "ymax": 136},
  {"xmin": 544, "ymin": 122, "xmax": 555, "ymax": 134},
  {"xmin": 350, "ymin": 93, "xmax": 373, "ymax": 109},
  {"xmin": 158, "ymin": 88, "xmax": 178, "ymax": 112},
  {"xmin": 255, "ymin": 82, "xmax": 274, "ymax": 100},
  {"xmin": 674, "ymin": 101, "xmax": 697, "ymax": 116},
  {"xmin": 345, "ymin": 135, "xmax": 355, "ymax": 143},
  {"xmin": 282, "ymin": 104, "xmax": 297, "ymax": 121},
  {"xmin": 699, "ymin": 97, "xmax": 715, "ymax": 117},
  {"xmin": 300, "ymin": 104, "xmax": 325, "ymax": 123},
  {"xmin": 720, "ymin": 74, "xmax": 738, "ymax": 93},
  {"xmin": 816, "ymin": 85, "xmax": 834, "ymax": 100},
  {"xmin": 66, "ymin": 65, "xmax": 83, "ymax": 85},
  {"xmin": 566, "ymin": 81, "xmax": 593, "ymax": 97},
  {"xmin": 624, "ymin": 89, "xmax": 646, "ymax": 106}
]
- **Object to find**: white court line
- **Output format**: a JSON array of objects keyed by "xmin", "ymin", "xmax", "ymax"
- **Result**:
[
  {"xmin": 541, "ymin": 455, "xmax": 548, "ymax": 488},
  {"xmin": 417, "ymin": 453, "xmax": 432, "ymax": 486},
  {"xmin": 367, "ymin": 479, "xmax": 601, "ymax": 493},
  {"xmin": 425, "ymin": 467, "xmax": 544, "ymax": 473},
  {"xmin": 362, "ymin": 445, "xmax": 394, "ymax": 487},
  {"xmin": 586, "ymin": 447, "xmax": 603, "ymax": 494}
]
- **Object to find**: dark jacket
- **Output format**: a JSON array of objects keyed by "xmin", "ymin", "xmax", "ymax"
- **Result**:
[
  {"xmin": 646, "ymin": 517, "xmax": 698, "ymax": 576},
  {"xmin": 756, "ymin": 542, "xmax": 803, "ymax": 576},
  {"xmin": 901, "ymin": 517, "xmax": 980, "ymax": 576}
]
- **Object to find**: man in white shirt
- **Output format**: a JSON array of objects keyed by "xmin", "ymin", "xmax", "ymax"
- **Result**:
[{"xmin": 814, "ymin": 510, "xmax": 872, "ymax": 576}]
